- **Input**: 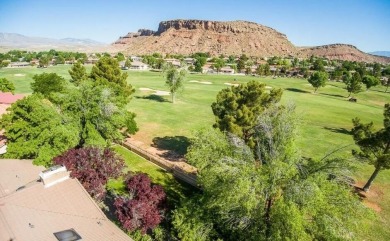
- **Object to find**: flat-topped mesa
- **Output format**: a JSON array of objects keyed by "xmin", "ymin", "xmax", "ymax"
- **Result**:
[
  {"xmin": 156, "ymin": 19, "xmax": 286, "ymax": 37},
  {"xmin": 113, "ymin": 19, "xmax": 390, "ymax": 63}
]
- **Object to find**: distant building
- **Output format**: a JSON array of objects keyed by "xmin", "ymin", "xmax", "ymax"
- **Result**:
[
  {"xmin": 184, "ymin": 58, "xmax": 195, "ymax": 65},
  {"xmin": 165, "ymin": 58, "xmax": 181, "ymax": 67},
  {"xmin": 130, "ymin": 61, "xmax": 149, "ymax": 70},
  {"xmin": 0, "ymin": 160, "xmax": 133, "ymax": 241},
  {"xmin": 8, "ymin": 62, "xmax": 30, "ymax": 67},
  {"xmin": 130, "ymin": 56, "xmax": 143, "ymax": 62},
  {"xmin": 220, "ymin": 67, "xmax": 235, "ymax": 74}
]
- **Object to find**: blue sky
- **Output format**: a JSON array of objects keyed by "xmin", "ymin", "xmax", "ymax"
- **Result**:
[{"xmin": 0, "ymin": 0, "xmax": 389, "ymax": 52}]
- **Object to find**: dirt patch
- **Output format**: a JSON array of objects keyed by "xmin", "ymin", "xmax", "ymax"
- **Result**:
[
  {"xmin": 363, "ymin": 200, "xmax": 382, "ymax": 212},
  {"xmin": 354, "ymin": 181, "xmax": 384, "ymax": 213},
  {"xmin": 125, "ymin": 136, "xmax": 196, "ymax": 173}
]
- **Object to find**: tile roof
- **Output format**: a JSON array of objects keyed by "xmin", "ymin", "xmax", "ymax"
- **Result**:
[
  {"xmin": 0, "ymin": 92, "xmax": 25, "ymax": 104},
  {"xmin": 0, "ymin": 159, "xmax": 133, "ymax": 241}
]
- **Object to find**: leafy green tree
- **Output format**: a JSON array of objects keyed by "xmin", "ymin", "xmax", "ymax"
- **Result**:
[
  {"xmin": 362, "ymin": 75, "xmax": 380, "ymax": 91},
  {"xmin": 211, "ymin": 80, "xmax": 282, "ymax": 149},
  {"xmin": 343, "ymin": 72, "xmax": 363, "ymax": 97},
  {"xmin": 351, "ymin": 104, "xmax": 390, "ymax": 191},
  {"xmin": 382, "ymin": 67, "xmax": 390, "ymax": 92},
  {"xmin": 307, "ymin": 71, "xmax": 328, "ymax": 93},
  {"xmin": 237, "ymin": 58, "xmax": 245, "ymax": 72},
  {"xmin": 55, "ymin": 55, "xmax": 65, "ymax": 65},
  {"xmin": 213, "ymin": 58, "xmax": 225, "ymax": 73},
  {"xmin": 68, "ymin": 60, "xmax": 88, "ymax": 86},
  {"xmin": 164, "ymin": 66, "xmax": 186, "ymax": 103},
  {"xmin": 38, "ymin": 55, "xmax": 50, "ymax": 67},
  {"xmin": 0, "ymin": 94, "xmax": 79, "ymax": 166},
  {"xmin": 125, "ymin": 58, "xmax": 132, "ymax": 68},
  {"xmin": 312, "ymin": 59, "xmax": 325, "ymax": 71},
  {"xmin": 177, "ymin": 105, "xmax": 368, "ymax": 241},
  {"xmin": 0, "ymin": 78, "xmax": 15, "ymax": 93},
  {"xmin": 115, "ymin": 52, "xmax": 125, "ymax": 62},
  {"xmin": 194, "ymin": 57, "xmax": 207, "ymax": 72},
  {"xmin": 54, "ymin": 81, "xmax": 138, "ymax": 147},
  {"xmin": 372, "ymin": 63, "xmax": 381, "ymax": 77},
  {"xmin": 31, "ymin": 73, "xmax": 66, "ymax": 98},
  {"xmin": 256, "ymin": 64, "xmax": 264, "ymax": 76},
  {"xmin": 90, "ymin": 56, "xmax": 133, "ymax": 103},
  {"xmin": 292, "ymin": 57, "xmax": 299, "ymax": 68},
  {"xmin": 263, "ymin": 63, "xmax": 271, "ymax": 76}
]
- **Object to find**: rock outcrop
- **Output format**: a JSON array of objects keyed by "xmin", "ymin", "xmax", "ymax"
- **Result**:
[
  {"xmin": 113, "ymin": 19, "xmax": 390, "ymax": 63},
  {"xmin": 114, "ymin": 19, "xmax": 297, "ymax": 57},
  {"xmin": 298, "ymin": 44, "xmax": 389, "ymax": 63}
]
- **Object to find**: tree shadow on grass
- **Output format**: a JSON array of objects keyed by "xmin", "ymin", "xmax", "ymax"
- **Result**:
[
  {"xmin": 152, "ymin": 136, "xmax": 190, "ymax": 157},
  {"xmin": 323, "ymin": 126, "xmax": 351, "ymax": 135},
  {"xmin": 135, "ymin": 94, "xmax": 168, "ymax": 102},
  {"xmin": 285, "ymin": 88, "xmax": 310, "ymax": 94},
  {"xmin": 153, "ymin": 168, "xmax": 198, "ymax": 206},
  {"xmin": 319, "ymin": 93, "xmax": 345, "ymax": 98}
]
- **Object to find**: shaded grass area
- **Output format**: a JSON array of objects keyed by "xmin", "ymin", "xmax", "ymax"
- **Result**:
[{"xmin": 107, "ymin": 145, "xmax": 195, "ymax": 205}]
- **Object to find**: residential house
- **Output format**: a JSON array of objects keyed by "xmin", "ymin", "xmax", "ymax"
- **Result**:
[
  {"xmin": 0, "ymin": 160, "xmax": 133, "ymax": 241},
  {"xmin": 165, "ymin": 58, "xmax": 181, "ymax": 67},
  {"xmin": 8, "ymin": 62, "xmax": 30, "ymax": 67},
  {"xmin": 130, "ymin": 61, "xmax": 149, "ymax": 70},
  {"xmin": 130, "ymin": 56, "xmax": 143, "ymax": 62}
]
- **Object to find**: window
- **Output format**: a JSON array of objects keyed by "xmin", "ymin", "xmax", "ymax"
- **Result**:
[{"xmin": 53, "ymin": 229, "xmax": 82, "ymax": 241}]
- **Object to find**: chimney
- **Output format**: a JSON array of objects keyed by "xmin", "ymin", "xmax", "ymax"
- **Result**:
[{"xmin": 39, "ymin": 165, "xmax": 70, "ymax": 188}]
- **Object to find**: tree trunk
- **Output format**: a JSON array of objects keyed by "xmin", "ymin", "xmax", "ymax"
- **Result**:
[
  {"xmin": 264, "ymin": 197, "xmax": 273, "ymax": 239},
  {"xmin": 386, "ymin": 85, "xmax": 389, "ymax": 93},
  {"xmin": 363, "ymin": 167, "xmax": 381, "ymax": 192},
  {"xmin": 172, "ymin": 92, "xmax": 175, "ymax": 103},
  {"xmin": 348, "ymin": 92, "xmax": 352, "ymax": 98}
]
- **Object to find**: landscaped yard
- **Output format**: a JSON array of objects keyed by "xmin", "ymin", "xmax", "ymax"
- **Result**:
[{"xmin": 2, "ymin": 65, "xmax": 390, "ymax": 240}]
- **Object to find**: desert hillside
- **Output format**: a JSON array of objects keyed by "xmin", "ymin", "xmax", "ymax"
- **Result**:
[
  {"xmin": 114, "ymin": 19, "xmax": 297, "ymax": 57},
  {"xmin": 114, "ymin": 19, "xmax": 390, "ymax": 63}
]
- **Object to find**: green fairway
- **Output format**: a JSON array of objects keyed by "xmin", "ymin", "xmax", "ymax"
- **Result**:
[{"xmin": 2, "ymin": 65, "xmax": 390, "ymax": 240}]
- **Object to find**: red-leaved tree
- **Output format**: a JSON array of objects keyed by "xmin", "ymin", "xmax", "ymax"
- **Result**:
[
  {"xmin": 114, "ymin": 173, "xmax": 166, "ymax": 234},
  {"xmin": 53, "ymin": 147, "xmax": 125, "ymax": 201}
]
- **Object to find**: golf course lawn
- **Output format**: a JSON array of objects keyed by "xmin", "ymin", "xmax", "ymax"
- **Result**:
[{"xmin": 1, "ymin": 65, "xmax": 390, "ymax": 240}]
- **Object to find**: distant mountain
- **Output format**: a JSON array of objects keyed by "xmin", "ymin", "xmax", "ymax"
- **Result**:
[
  {"xmin": 368, "ymin": 51, "xmax": 390, "ymax": 58},
  {"xmin": 0, "ymin": 33, "xmax": 108, "ymax": 52}
]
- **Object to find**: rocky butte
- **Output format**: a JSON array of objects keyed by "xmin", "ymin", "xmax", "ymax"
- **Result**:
[{"xmin": 113, "ymin": 19, "xmax": 390, "ymax": 63}]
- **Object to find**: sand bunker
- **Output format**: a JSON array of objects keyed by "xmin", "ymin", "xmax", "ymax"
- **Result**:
[
  {"xmin": 14, "ymin": 74, "xmax": 25, "ymax": 77},
  {"xmin": 154, "ymin": 90, "xmax": 170, "ymax": 96},
  {"xmin": 224, "ymin": 83, "xmax": 240, "ymax": 87},
  {"xmin": 265, "ymin": 86, "xmax": 272, "ymax": 89},
  {"xmin": 139, "ymin": 87, "xmax": 153, "ymax": 91},
  {"xmin": 189, "ymin": 80, "xmax": 212, "ymax": 84}
]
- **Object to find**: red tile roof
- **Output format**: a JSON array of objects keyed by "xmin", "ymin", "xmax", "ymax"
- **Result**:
[{"xmin": 0, "ymin": 92, "xmax": 25, "ymax": 104}]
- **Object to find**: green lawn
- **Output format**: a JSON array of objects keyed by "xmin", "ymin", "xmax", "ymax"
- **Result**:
[
  {"xmin": 107, "ymin": 145, "xmax": 194, "ymax": 204},
  {"xmin": 2, "ymin": 65, "xmax": 390, "ymax": 240}
]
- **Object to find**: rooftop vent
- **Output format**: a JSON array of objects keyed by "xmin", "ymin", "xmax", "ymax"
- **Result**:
[
  {"xmin": 39, "ymin": 165, "xmax": 69, "ymax": 188},
  {"xmin": 53, "ymin": 228, "xmax": 82, "ymax": 241}
]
